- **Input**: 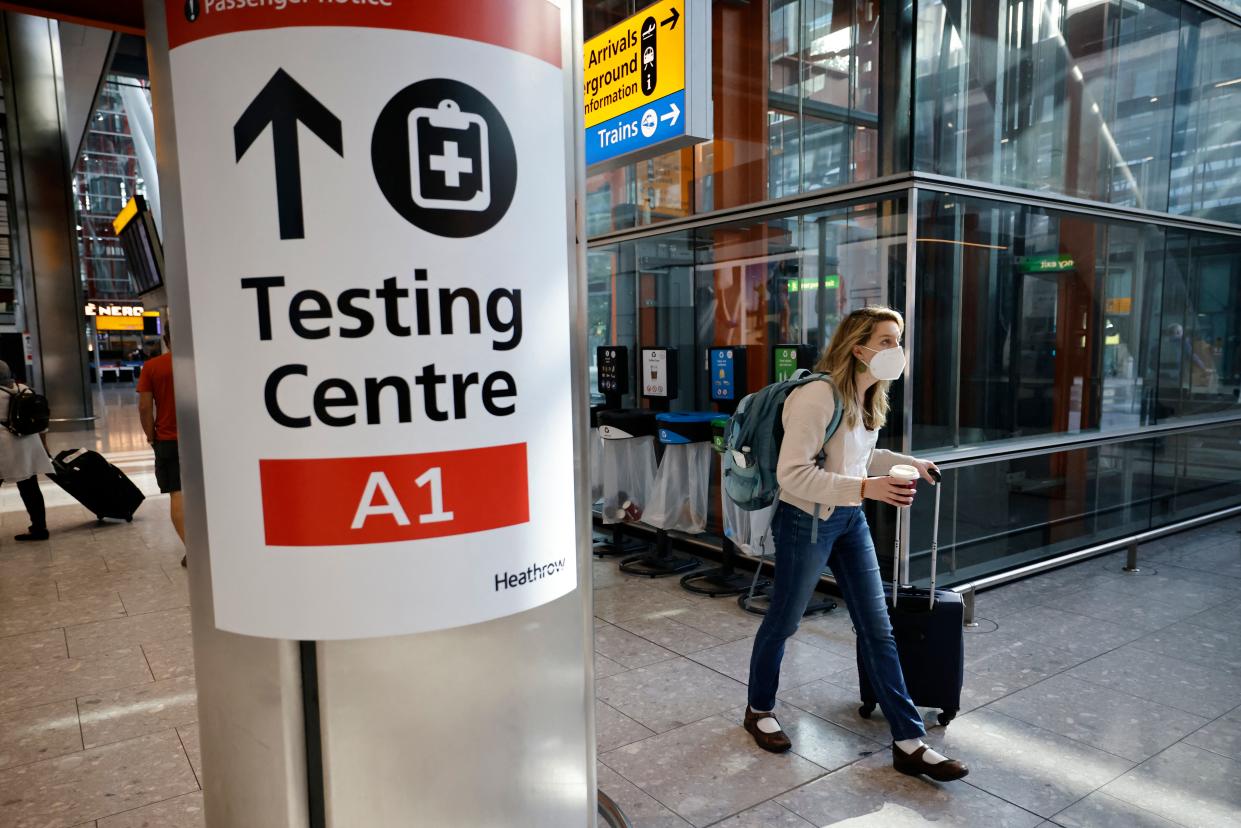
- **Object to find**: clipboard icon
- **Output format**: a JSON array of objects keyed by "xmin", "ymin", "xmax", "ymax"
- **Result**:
[{"xmin": 409, "ymin": 99, "xmax": 491, "ymax": 212}]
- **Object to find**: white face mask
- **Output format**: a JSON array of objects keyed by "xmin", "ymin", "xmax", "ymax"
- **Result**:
[{"xmin": 858, "ymin": 344, "xmax": 906, "ymax": 381}]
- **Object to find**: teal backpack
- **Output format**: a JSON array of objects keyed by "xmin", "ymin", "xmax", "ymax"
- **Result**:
[{"xmin": 721, "ymin": 370, "xmax": 843, "ymax": 521}]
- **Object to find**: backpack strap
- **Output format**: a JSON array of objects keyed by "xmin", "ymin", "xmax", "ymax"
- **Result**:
[
  {"xmin": 809, "ymin": 377, "xmax": 845, "ymax": 543},
  {"xmin": 822, "ymin": 384, "xmax": 844, "ymax": 442}
]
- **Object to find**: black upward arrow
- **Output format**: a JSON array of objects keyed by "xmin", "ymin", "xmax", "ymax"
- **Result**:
[
  {"xmin": 234, "ymin": 69, "xmax": 343, "ymax": 240},
  {"xmin": 661, "ymin": 7, "xmax": 680, "ymax": 29}
]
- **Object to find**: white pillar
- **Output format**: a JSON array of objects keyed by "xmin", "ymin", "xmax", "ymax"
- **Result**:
[{"xmin": 118, "ymin": 82, "xmax": 162, "ymax": 237}]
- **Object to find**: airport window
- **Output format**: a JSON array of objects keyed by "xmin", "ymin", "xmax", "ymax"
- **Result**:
[
  {"xmin": 911, "ymin": 190, "xmax": 1241, "ymax": 452},
  {"xmin": 914, "ymin": 0, "xmax": 1241, "ymax": 223},
  {"xmin": 1168, "ymin": 7, "xmax": 1241, "ymax": 222}
]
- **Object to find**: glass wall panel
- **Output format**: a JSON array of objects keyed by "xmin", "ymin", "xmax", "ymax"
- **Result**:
[
  {"xmin": 905, "ymin": 421, "xmax": 1241, "ymax": 585},
  {"xmin": 914, "ymin": 0, "xmax": 1241, "ymax": 223},
  {"xmin": 584, "ymin": 0, "xmax": 888, "ymax": 235},
  {"xmin": 1154, "ymin": 225, "xmax": 1241, "ymax": 418},
  {"xmin": 586, "ymin": 243, "xmax": 636, "ymax": 406},
  {"xmin": 1152, "ymin": 421, "xmax": 1241, "ymax": 522},
  {"xmin": 1168, "ymin": 7, "xmax": 1241, "ymax": 221},
  {"xmin": 586, "ymin": 195, "xmax": 911, "ymax": 556},
  {"xmin": 587, "ymin": 190, "xmax": 1240, "ymax": 585},
  {"xmin": 585, "ymin": 196, "xmax": 909, "ymax": 411},
  {"xmin": 73, "ymin": 77, "xmax": 151, "ymax": 300},
  {"xmin": 766, "ymin": 0, "xmax": 881, "ymax": 199},
  {"xmin": 912, "ymin": 190, "xmax": 1241, "ymax": 452},
  {"xmin": 692, "ymin": 197, "xmax": 908, "ymax": 402}
]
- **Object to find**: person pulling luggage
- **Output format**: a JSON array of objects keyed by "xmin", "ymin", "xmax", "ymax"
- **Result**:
[
  {"xmin": 0, "ymin": 360, "xmax": 53, "ymax": 541},
  {"xmin": 743, "ymin": 306, "xmax": 969, "ymax": 782}
]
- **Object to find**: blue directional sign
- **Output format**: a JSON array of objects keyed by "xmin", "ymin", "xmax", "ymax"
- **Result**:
[
  {"xmin": 582, "ymin": 0, "xmax": 710, "ymax": 173},
  {"xmin": 586, "ymin": 90, "xmax": 686, "ymax": 168}
]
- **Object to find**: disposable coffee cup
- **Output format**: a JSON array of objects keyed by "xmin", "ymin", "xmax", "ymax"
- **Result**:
[{"xmin": 890, "ymin": 464, "xmax": 918, "ymax": 508}]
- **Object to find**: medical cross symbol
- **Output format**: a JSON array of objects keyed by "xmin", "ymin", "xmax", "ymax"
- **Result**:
[{"xmin": 429, "ymin": 141, "xmax": 473, "ymax": 188}]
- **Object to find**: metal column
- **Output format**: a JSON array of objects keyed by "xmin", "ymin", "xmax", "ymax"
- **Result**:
[
  {"xmin": 142, "ymin": 6, "xmax": 311, "ymax": 827},
  {"xmin": 1, "ymin": 12, "xmax": 92, "ymax": 425}
]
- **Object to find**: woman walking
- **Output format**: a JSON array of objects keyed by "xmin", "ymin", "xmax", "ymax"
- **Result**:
[
  {"xmin": 0, "ymin": 361, "xmax": 53, "ymax": 541},
  {"xmin": 743, "ymin": 307, "xmax": 968, "ymax": 781}
]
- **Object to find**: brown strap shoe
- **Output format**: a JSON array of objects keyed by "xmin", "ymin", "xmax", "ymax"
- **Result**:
[
  {"xmin": 892, "ymin": 743, "xmax": 969, "ymax": 781},
  {"xmin": 744, "ymin": 706, "xmax": 792, "ymax": 753}
]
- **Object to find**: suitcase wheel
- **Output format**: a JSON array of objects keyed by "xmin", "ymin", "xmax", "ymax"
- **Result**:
[
  {"xmin": 937, "ymin": 710, "xmax": 957, "ymax": 727},
  {"xmin": 126, "ymin": 517, "xmax": 133, "ymax": 523},
  {"xmin": 858, "ymin": 703, "xmax": 875, "ymax": 720}
]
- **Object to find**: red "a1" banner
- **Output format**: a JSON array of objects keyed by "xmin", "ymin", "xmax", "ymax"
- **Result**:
[{"xmin": 259, "ymin": 443, "xmax": 529, "ymax": 546}]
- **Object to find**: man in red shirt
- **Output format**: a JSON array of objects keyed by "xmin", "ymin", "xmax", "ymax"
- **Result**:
[{"xmin": 137, "ymin": 329, "xmax": 185, "ymax": 566}]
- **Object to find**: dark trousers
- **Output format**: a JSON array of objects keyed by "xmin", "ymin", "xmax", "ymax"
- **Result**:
[{"xmin": 16, "ymin": 475, "xmax": 46, "ymax": 532}]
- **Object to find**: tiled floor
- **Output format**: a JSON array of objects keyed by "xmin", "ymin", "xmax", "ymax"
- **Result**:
[
  {"xmin": 0, "ymin": 423, "xmax": 1238, "ymax": 825},
  {"xmin": 0, "ymin": 466, "xmax": 198, "ymax": 828},
  {"xmin": 45, "ymin": 388, "xmax": 153, "ymax": 458},
  {"xmin": 592, "ymin": 518, "xmax": 1241, "ymax": 828}
]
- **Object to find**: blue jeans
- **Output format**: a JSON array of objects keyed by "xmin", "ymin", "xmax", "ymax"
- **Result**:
[{"xmin": 747, "ymin": 501, "xmax": 926, "ymax": 742}]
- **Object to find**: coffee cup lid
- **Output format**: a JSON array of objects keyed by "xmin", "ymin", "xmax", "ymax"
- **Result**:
[{"xmin": 890, "ymin": 464, "xmax": 919, "ymax": 480}]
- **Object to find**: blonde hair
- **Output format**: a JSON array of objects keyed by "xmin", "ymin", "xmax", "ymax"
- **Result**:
[{"xmin": 813, "ymin": 306, "xmax": 904, "ymax": 430}]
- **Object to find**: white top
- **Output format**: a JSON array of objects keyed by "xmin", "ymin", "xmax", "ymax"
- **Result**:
[
  {"xmin": 841, "ymin": 419, "xmax": 880, "ymax": 480},
  {"xmin": 0, "ymin": 384, "xmax": 53, "ymax": 480}
]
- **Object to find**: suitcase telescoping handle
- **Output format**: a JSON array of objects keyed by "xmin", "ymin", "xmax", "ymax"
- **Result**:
[{"xmin": 890, "ymin": 467, "xmax": 941, "ymax": 610}]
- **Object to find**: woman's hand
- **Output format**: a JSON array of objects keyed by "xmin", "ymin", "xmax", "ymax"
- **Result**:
[
  {"xmin": 911, "ymin": 458, "xmax": 940, "ymax": 485},
  {"xmin": 863, "ymin": 476, "xmax": 916, "ymax": 508}
]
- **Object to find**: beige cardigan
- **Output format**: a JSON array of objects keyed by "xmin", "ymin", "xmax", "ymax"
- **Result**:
[{"xmin": 776, "ymin": 380, "xmax": 916, "ymax": 518}]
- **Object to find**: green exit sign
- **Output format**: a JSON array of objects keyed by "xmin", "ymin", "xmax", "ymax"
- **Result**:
[
  {"xmin": 787, "ymin": 274, "xmax": 840, "ymax": 293},
  {"xmin": 1017, "ymin": 256, "xmax": 1075, "ymax": 273}
]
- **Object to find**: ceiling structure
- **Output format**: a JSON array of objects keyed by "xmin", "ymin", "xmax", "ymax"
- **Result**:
[{"xmin": 0, "ymin": 1, "xmax": 145, "ymax": 34}]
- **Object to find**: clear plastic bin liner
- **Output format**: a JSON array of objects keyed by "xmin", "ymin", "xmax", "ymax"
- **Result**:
[
  {"xmin": 589, "ymin": 427, "xmax": 604, "ymax": 504},
  {"xmin": 599, "ymin": 435, "xmax": 657, "ymax": 525},
  {"xmin": 720, "ymin": 455, "xmax": 776, "ymax": 555},
  {"xmin": 644, "ymin": 442, "xmax": 714, "ymax": 533}
]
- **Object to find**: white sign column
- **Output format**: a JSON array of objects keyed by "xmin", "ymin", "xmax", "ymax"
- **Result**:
[
  {"xmin": 164, "ymin": 2, "xmax": 577, "ymax": 640},
  {"xmin": 147, "ymin": 1, "xmax": 593, "ymax": 825}
]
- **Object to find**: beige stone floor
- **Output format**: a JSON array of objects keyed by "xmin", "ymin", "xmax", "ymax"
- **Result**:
[
  {"xmin": 0, "ymin": 473, "xmax": 199, "ymax": 827},
  {"xmin": 45, "ymin": 387, "xmax": 153, "ymax": 459},
  {"xmin": 593, "ymin": 518, "xmax": 1241, "ymax": 828},
  {"xmin": 1, "ymin": 396, "xmax": 1238, "ymax": 825}
]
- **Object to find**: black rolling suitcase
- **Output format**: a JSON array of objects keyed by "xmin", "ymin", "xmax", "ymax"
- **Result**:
[
  {"xmin": 50, "ymin": 448, "xmax": 144, "ymax": 523},
  {"xmin": 857, "ymin": 470, "xmax": 964, "ymax": 727}
]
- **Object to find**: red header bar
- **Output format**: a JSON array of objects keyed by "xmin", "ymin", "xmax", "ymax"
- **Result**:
[
  {"xmin": 259, "ymin": 443, "xmax": 529, "ymax": 546},
  {"xmin": 168, "ymin": 0, "xmax": 562, "ymax": 68}
]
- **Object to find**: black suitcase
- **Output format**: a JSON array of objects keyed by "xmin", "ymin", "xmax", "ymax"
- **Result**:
[
  {"xmin": 857, "ymin": 470, "xmax": 964, "ymax": 727},
  {"xmin": 50, "ymin": 448, "xmax": 145, "ymax": 522}
]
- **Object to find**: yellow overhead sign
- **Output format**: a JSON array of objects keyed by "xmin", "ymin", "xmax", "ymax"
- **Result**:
[
  {"xmin": 113, "ymin": 197, "xmax": 139, "ymax": 235},
  {"xmin": 96, "ymin": 315, "xmax": 145, "ymax": 331},
  {"xmin": 583, "ymin": 0, "xmax": 686, "ymax": 129}
]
